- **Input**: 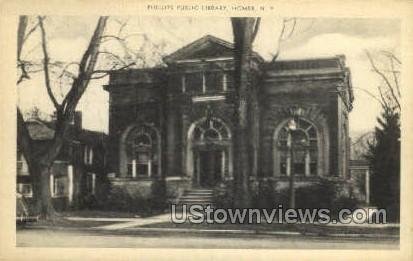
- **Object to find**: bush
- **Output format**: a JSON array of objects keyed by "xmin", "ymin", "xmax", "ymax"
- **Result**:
[
  {"xmin": 214, "ymin": 182, "xmax": 234, "ymax": 208},
  {"xmin": 253, "ymin": 181, "xmax": 283, "ymax": 209},
  {"xmin": 294, "ymin": 181, "xmax": 335, "ymax": 209},
  {"xmin": 102, "ymin": 186, "xmax": 152, "ymax": 214},
  {"xmin": 252, "ymin": 179, "xmax": 361, "ymax": 214},
  {"xmin": 330, "ymin": 195, "xmax": 359, "ymax": 217}
]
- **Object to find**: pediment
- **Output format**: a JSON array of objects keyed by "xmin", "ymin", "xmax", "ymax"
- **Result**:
[{"xmin": 163, "ymin": 35, "xmax": 234, "ymax": 63}]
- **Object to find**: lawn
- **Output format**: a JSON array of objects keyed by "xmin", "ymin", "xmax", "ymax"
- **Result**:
[
  {"xmin": 138, "ymin": 221, "xmax": 400, "ymax": 236},
  {"xmin": 18, "ymin": 218, "xmax": 121, "ymax": 229}
]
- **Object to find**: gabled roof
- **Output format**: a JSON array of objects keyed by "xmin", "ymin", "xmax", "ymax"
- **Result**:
[
  {"xmin": 24, "ymin": 118, "xmax": 107, "ymax": 144},
  {"xmin": 25, "ymin": 119, "xmax": 55, "ymax": 140},
  {"xmin": 163, "ymin": 34, "xmax": 263, "ymax": 64}
]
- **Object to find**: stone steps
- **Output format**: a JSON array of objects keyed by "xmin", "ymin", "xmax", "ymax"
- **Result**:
[{"xmin": 176, "ymin": 188, "xmax": 215, "ymax": 208}]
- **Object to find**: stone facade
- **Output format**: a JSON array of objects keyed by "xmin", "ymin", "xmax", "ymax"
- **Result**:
[{"xmin": 103, "ymin": 35, "xmax": 354, "ymax": 206}]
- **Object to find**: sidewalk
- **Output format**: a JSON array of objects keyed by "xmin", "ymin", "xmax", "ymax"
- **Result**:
[{"xmin": 89, "ymin": 213, "xmax": 171, "ymax": 230}]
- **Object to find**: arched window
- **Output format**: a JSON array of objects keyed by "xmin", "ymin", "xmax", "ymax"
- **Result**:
[
  {"xmin": 125, "ymin": 125, "xmax": 159, "ymax": 177},
  {"xmin": 277, "ymin": 118, "xmax": 318, "ymax": 176},
  {"xmin": 192, "ymin": 118, "xmax": 230, "ymax": 143}
]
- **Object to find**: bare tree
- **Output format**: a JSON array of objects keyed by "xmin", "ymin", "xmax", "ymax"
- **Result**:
[
  {"xmin": 17, "ymin": 16, "xmax": 109, "ymax": 219},
  {"xmin": 231, "ymin": 17, "xmax": 261, "ymax": 208}
]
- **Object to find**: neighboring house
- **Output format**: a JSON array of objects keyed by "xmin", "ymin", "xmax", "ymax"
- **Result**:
[
  {"xmin": 349, "ymin": 159, "xmax": 371, "ymax": 205},
  {"xmin": 16, "ymin": 112, "xmax": 107, "ymax": 210},
  {"xmin": 103, "ymin": 35, "xmax": 354, "ymax": 206}
]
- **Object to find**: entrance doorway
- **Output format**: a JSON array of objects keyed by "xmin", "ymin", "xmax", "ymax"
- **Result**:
[
  {"xmin": 198, "ymin": 150, "xmax": 223, "ymax": 187},
  {"xmin": 187, "ymin": 117, "xmax": 233, "ymax": 187}
]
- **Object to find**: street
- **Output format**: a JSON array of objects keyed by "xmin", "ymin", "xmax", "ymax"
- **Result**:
[{"xmin": 16, "ymin": 228, "xmax": 399, "ymax": 249}]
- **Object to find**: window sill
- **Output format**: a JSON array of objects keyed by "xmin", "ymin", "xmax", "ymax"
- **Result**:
[
  {"xmin": 52, "ymin": 195, "xmax": 67, "ymax": 198},
  {"xmin": 109, "ymin": 176, "xmax": 153, "ymax": 181},
  {"xmin": 192, "ymin": 94, "xmax": 226, "ymax": 102},
  {"xmin": 267, "ymin": 175, "xmax": 322, "ymax": 182}
]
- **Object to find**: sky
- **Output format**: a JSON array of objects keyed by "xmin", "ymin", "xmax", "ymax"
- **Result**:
[{"xmin": 18, "ymin": 16, "xmax": 401, "ymax": 137}]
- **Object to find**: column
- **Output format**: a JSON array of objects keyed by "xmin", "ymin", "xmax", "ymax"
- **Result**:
[
  {"xmin": 91, "ymin": 173, "xmax": 96, "ymax": 195},
  {"xmin": 221, "ymin": 150, "xmax": 226, "ymax": 179},
  {"xmin": 132, "ymin": 159, "xmax": 137, "ymax": 178},
  {"xmin": 222, "ymin": 73, "xmax": 227, "ymax": 91},
  {"xmin": 202, "ymin": 72, "xmax": 206, "ymax": 93},
  {"xmin": 305, "ymin": 151, "xmax": 310, "ymax": 176},
  {"xmin": 182, "ymin": 113, "xmax": 189, "ymax": 177},
  {"xmin": 68, "ymin": 165, "xmax": 74, "ymax": 204},
  {"xmin": 166, "ymin": 107, "xmax": 177, "ymax": 177},
  {"xmin": 49, "ymin": 174, "xmax": 54, "ymax": 197},
  {"xmin": 148, "ymin": 160, "xmax": 152, "ymax": 177},
  {"xmin": 365, "ymin": 169, "xmax": 370, "ymax": 204},
  {"xmin": 181, "ymin": 74, "xmax": 186, "ymax": 93},
  {"xmin": 286, "ymin": 133, "xmax": 292, "ymax": 176}
]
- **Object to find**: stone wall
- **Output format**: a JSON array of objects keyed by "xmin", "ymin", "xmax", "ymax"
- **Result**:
[{"xmin": 165, "ymin": 177, "xmax": 192, "ymax": 203}]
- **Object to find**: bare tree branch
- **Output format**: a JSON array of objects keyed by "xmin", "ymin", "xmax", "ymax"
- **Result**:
[
  {"xmin": 353, "ymin": 86, "xmax": 386, "ymax": 108},
  {"xmin": 271, "ymin": 21, "xmax": 286, "ymax": 62},
  {"xmin": 22, "ymin": 20, "xmax": 41, "ymax": 44},
  {"xmin": 365, "ymin": 50, "xmax": 401, "ymax": 111},
  {"xmin": 21, "ymin": 42, "xmax": 42, "ymax": 60},
  {"xmin": 251, "ymin": 18, "xmax": 261, "ymax": 43},
  {"xmin": 114, "ymin": 18, "xmax": 129, "ymax": 36},
  {"xmin": 90, "ymin": 62, "xmax": 136, "ymax": 79},
  {"xmin": 61, "ymin": 16, "xmax": 108, "ymax": 115},
  {"xmin": 17, "ymin": 62, "xmax": 30, "ymax": 84},
  {"xmin": 17, "ymin": 16, "xmax": 28, "ymax": 61},
  {"xmin": 381, "ymin": 50, "xmax": 401, "ymax": 64},
  {"xmin": 286, "ymin": 18, "xmax": 297, "ymax": 38},
  {"xmin": 38, "ymin": 16, "xmax": 60, "ymax": 110},
  {"xmin": 98, "ymin": 51, "xmax": 129, "ymax": 66},
  {"xmin": 271, "ymin": 18, "xmax": 297, "ymax": 62},
  {"xmin": 388, "ymin": 53, "xmax": 401, "ymax": 97},
  {"xmin": 56, "ymin": 62, "xmax": 80, "ymax": 80},
  {"xmin": 17, "ymin": 16, "xmax": 30, "ymax": 85},
  {"xmin": 378, "ymin": 85, "xmax": 391, "ymax": 111}
]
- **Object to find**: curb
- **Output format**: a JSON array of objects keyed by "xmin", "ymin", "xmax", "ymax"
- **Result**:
[
  {"xmin": 119, "ymin": 227, "xmax": 399, "ymax": 239},
  {"xmin": 22, "ymin": 225, "xmax": 399, "ymax": 240}
]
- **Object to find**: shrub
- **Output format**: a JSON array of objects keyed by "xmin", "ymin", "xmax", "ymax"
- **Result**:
[{"xmin": 214, "ymin": 182, "xmax": 234, "ymax": 208}]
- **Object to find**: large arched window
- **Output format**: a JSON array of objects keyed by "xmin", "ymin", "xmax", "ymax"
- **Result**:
[
  {"xmin": 192, "ymin": 118, "xmax": 230, "ymax": 144},
  {"xmin": 125, "ymin": 125, "xmax": 159, "ymax": 177},
  {"xmin": 277, "ymin": 118, "xmax": 318, "ymax": 176}
]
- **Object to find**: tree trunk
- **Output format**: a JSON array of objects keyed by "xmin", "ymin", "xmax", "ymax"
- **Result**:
[
  {"xmin": 231, "ymin": 18, "xmax": 259, "ymax": 208},
  {"xmin": 32, "ymin": 162, "xmax": 56, "ymax": 219}
]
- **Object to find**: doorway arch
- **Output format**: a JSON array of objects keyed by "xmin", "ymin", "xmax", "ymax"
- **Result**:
[{"xmin": 186, "ymin": 117, "xmax": 233, "ymax": 187}]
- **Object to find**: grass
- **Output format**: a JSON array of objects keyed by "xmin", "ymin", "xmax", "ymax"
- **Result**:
[
  {"xmin": 19, "ymin": 218, "xmax": 121, "ymax": 229},
  {"xmin": 138, "ymin": 221, "xmax": 400, "ymax": 236},
  {"xmin": 60, "ymin": 208, "xmax": 168, "ymax": 218},
  {"xmin": 60, "ymin": 210, "xmax": 140, "ymax": 218}
]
